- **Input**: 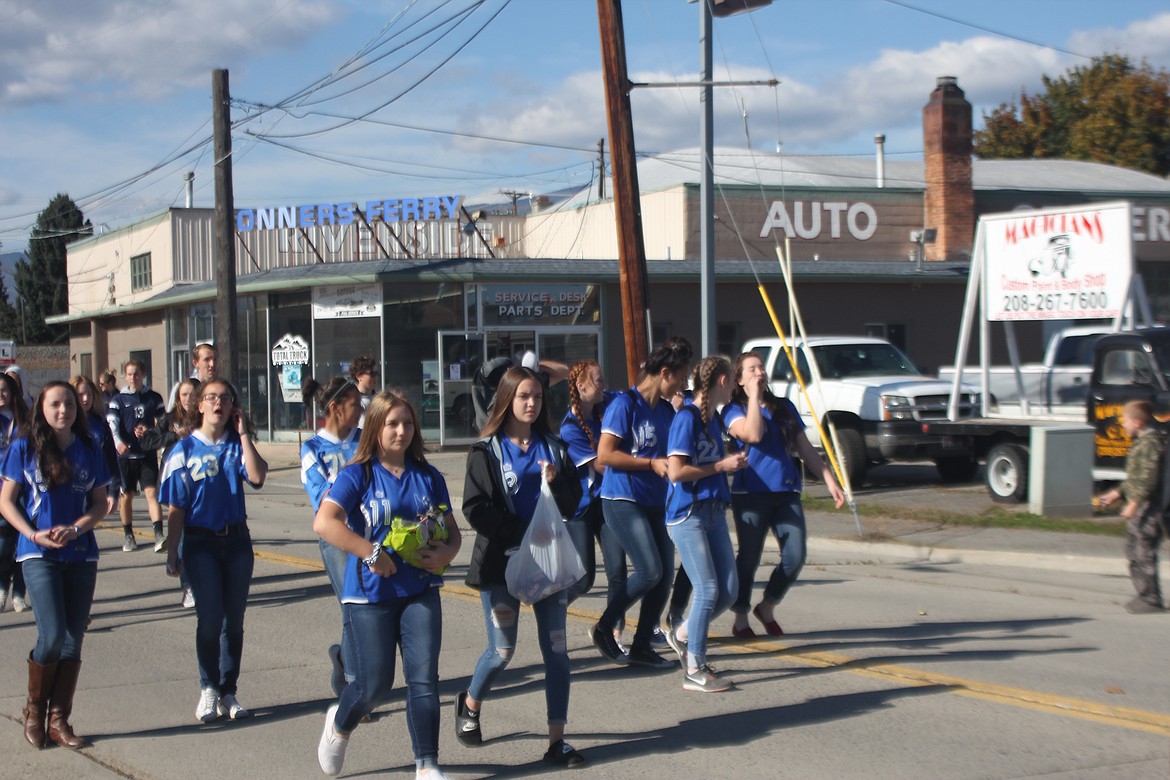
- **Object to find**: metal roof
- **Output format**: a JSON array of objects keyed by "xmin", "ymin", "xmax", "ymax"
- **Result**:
[{"xmin": 554, "ymin": 148, "xmax": 1170, "ymax": 210}]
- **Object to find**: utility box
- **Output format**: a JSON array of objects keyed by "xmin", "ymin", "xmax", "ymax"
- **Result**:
[{"xmin": 1028, "ymin": 425, "xmax": 1094, "ymax": 517}]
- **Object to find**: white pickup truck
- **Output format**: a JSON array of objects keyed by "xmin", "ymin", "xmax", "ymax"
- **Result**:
[
  {"xmin": 937, "ymin": 325, "xmax": 1108, "ymax": 414},
  {"xmin": 742, "ymin": 336, "xmax": 980, "ymax": 486}
]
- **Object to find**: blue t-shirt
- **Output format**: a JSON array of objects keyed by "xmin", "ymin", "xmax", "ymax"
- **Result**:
[
  {"xmin": 559, "ymin": 390, "xmax": 620, "ymax": 520},
  {"xmin": 722, "ymin": 399, "xmax": 805, "ymax": 493},
  {"xmin": 324, "ymin": 459, "xmax": 451, "ymax": 602},
  {"xmin": 0, "ymin": 411, "xmax": 15, "ymax": 453},
  {"xmin": 665, "ymin": 401, "xmax": 731, "ymax": 523},
  {"xmin": 498, "ymin": 436, "xmax": 553, "ymax": 523},
  {"xmin": 300, "ymin": 428, "xmax": 361, "ymax": 513},
  {"xmin": 1, "ymin": 436, "xmax": 111, "ymax": 563},
  {"xmin": 159, "ymin": 430, "xmax": 258, "ymax": 530},
  {"xmin": 599, "ymin": 388, "xmax": 674, "ymax": 505}
]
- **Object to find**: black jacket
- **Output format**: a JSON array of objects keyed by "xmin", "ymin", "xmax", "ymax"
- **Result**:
[{"xmin": 463, "ymin": 432, "xmax": 582, "ymax": 589}]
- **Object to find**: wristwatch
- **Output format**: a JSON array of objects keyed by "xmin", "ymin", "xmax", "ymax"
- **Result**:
[{"xmin": 362, "ymin": 544, "xmax": 381, "ymax": 569}]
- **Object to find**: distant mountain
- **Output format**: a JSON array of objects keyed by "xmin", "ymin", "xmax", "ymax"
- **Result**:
[{"xmin": 0, "ymin": 252, "xmax": 24, "ymax": 285}]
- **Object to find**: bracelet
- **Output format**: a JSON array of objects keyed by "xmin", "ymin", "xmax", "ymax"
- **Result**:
[{"xmin": 362, "ymin": 544, "xmax": 381, "ymax": 569}]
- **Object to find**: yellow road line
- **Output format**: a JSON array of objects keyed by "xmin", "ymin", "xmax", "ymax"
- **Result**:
[{"xmin": 102, "ymin": 525, "xmax": 1170, "ymax": 737}]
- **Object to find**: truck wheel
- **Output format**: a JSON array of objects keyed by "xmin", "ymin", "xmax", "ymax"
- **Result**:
[
  {"xmin": 935, "ymin": 455, "xmax": 978, "ymax": 483},
  {"xmin": 834, "ymin": 428, "xmax": 867, "ymax": 488},
  {"xmin": 986, "ymin": 443, "xmax": 1028, "ymax": 503}
]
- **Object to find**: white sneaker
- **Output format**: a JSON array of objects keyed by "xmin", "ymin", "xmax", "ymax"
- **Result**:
[
  {"xmin": 122, "ymin": 535, "xmax": 138, "ymax": 552},
  {"xmin": 196, "ymin": 686, "xmax": 220, "ymax": 723},
  {"xmin": 416, "ymin": 768, "xmax": 451, "ymax": 780},
  {"xmin": 12, "ymin": 594, "xmax": 28, "ymax": 613},
  {"xmin": 318, "ymin": 704, "xmax": 348, "ymax": 776},
  {"xmin": 0, "ymin": 586, "xmax": 9, "ymax": 612},
  {"xmin": 181, "ymin": 588, "xmax": 196, "ymax": 609},
  {"xmin": 217, "ymin": 693, "xmax": 250, "ymax": 719},
  {"xmin": 153, "ymin": 532, "xmax": 167, "ymax": 553}
]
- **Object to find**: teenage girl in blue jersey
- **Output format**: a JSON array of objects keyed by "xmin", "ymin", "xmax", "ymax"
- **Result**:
[
  {"xmin": 0, "ymin": 381, "xmax": 111, "ymax": 749},
  {"xmin": 0, "ymin": 372, "xmax": 29, "ymax": 613},
  {"xmin": 723, "ymin": 351, "xmax": 844, "ymax": 637},
  {"xmin": 664, "ymin": 356, "xmax": 747, "ymax": 692},
  {"xmin": 559, "ymin": 361, "xmax": 627, "ymax": 610},
  {"xmin": 300, "ymin": 376, "xmax": 363, "ymax": 697},
  {"xmin": 591, "ymin": 337, "xmax": 693, "ymax": 669},
  {"xmin": 313, "ymin": 390, "xmax": 460, "ymax": 780},
  {"xmin": 458, "ymin": 366, "xmax": 585, "ymax": 769},
  {"xmin": 71, "ymin": 375, "xmax": 120, "ymax": 518},
  {"xmin": 161, "ymin": 378, "xmax": 268, "ymax": 724}
]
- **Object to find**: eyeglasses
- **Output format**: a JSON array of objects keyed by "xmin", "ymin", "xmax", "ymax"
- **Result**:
[{"xmin": 202, "ymin": 393, "xmax": 232, "ymax": 405}]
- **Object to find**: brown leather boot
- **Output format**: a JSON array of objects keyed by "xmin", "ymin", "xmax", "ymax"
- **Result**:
[
  {"xmin": 23, "ymin": 654, "xmax": 56, "ymax": 748},
  {"xmin": 48, "ymin": 659, "xmax": 85, "ymax": 749}
]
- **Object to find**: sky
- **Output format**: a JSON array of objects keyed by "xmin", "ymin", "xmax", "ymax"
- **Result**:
[{"xmin": 1, "ymin": 0, "xmax": 1169, "ymax": 253}]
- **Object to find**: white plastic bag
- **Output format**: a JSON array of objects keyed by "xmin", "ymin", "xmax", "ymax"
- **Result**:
[{"xmin": 505, "ymin": 478, "xmax": 586, "ymax": 605}]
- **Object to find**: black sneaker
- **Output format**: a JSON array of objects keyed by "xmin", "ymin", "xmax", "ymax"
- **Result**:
[
  {"xmin": 543, "ymin": 739, "xmax": 585, "ymax": 768},
  {"xmin": 454, "ymin": 690, "xmax": 482, "ymax": 746},
  {"xmin": 626, "ymin": 646, "xmax": 676, "ymax": 669},
  {"xmin": 590, "ymin": 624, "xmax": 630, "ymax": 665},
  {"xmin": 1124, "ymin": 597, "xmax": 1165, "ymax": 614}
]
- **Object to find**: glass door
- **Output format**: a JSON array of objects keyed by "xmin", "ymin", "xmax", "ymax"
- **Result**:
[{"xmin": 436, "ymin": 331, "xmax": 485, "ymax": 445}]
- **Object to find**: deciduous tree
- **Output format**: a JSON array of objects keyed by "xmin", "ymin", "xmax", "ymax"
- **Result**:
[{"xmin": 974, "ymin": 55, "xmax": 1170, "ymax": 176}]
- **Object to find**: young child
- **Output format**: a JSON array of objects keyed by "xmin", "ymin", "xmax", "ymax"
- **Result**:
[{"xmin": 1097, "ymin": 399, "xmax": 1167, "ymax": 613}]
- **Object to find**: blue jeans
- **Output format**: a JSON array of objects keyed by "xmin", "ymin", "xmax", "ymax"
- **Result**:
[
  {"xmin": 732, "ymin": 492, "xmax": 806, "ymax": 613},
  {"xmin": 335, "ymin": 587, "xmax": 442, "ymax": 769},
  {"xmin": 22, "ymin": 558, "xmax": 97, "ymax": 663},
  {"xmin": 598, "ymin": 500, "xmax": 674, "ymax": 649},
  {"xmin": 319, "ymin": 539, "xmax": 356, "ymax": 682},
  {"xmin": 184, "ymin": 530, "xmax": 254, "ymax": 695},
  {"xmin": 469, "ymin": 585, "xmax": 570, "ymax": 726},
  {"xmin": 564, "ymin": 501, "xmax": 627, "ymax": 605},
  {"xmin": 0, "ymin": 525, "xmax": 27, "ymax": 599},
  {"xmin": 667, "ymin": 501, "xmax": 737, "ymax": 665}
]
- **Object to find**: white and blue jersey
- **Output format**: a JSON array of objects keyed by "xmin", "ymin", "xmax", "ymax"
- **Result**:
[
  {"xmin": 599, "ymin": 388, "xmax": 674, "ymax": 506},
  {"xmin": 559, "ymin": 391, "xmax": 619, "ymax": 520},
  {"xmin": 300, "ymin": 428, "xmax": 361, "ymax": 513},
  {"xmin": 498, "ymin": 436, "xmax": 553, "ymax": 523},
  {"xmin": 722, "ymin": 399, "xmax": 805, "ymax": 493},
  {"xmin": 1, "ymin": 436, "xmax": 111, "ymax": 563},
  {"xmin": 665, "ymin": 401, "xmax": 731, "ymax": 524},
  {"xmin": 159, "ymin": 430, "xmax": 259, "ymax": 530},
  {"xmin": 324, "ymin": 459, "xmax": 451, "ymax": 602}
]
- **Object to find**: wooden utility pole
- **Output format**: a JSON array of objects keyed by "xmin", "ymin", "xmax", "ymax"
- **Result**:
[
  {"xmin": 212, "ymin": 69, "xmax": 239, "ymax": 383},
  {"xmin": 597, "ymin": 0, "xmax": 649, "ymax": 385}
]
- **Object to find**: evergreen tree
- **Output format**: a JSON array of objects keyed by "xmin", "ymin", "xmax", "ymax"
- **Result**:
[
  {"xmin": 0, "ymin": 270, "xmax": 20, "ymax": 341},
  {"xmin": 18, "ymin": 193, "xmax": 91, "ymax": 344},
  {"xmin": 974, "ymin": 55, "xmax": 1170, "ymax": 176}
]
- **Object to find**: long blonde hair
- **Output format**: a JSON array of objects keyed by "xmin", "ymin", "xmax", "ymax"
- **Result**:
[{"xmin": 351, "ymin": 389, "xmax": 428, "ymax": 466}]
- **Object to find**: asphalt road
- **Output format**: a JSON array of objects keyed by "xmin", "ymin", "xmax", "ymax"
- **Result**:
[{"xmin": 1, "ymin": 446, "xmax": 1167, "ymax": 779}]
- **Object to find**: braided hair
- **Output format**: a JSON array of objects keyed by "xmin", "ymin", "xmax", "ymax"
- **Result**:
[
  {"xmin": 567, "ymin": 359, "xmax": 600, "ymax": 448},
  {"xmin": 690, "ymin": 356, "xmax": 732, "ymax": 425}
]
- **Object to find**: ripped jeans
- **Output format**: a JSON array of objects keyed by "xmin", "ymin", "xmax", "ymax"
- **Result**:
[{"xmin": 468, "ymin": 585, "xmax": 570, "ymax": 725}]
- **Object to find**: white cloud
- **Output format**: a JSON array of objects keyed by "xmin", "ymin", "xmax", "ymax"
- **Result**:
[
  {"xmin": 1068, "ymin": 12, "xmax": 1170, "ymax": 66},
  {"xmin": 0, "ymin": 0, "xmax": 335, "ymax": 105}
]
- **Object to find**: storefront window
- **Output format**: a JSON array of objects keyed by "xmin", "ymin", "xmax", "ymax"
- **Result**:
[
  {"xmin": 382, "ymin": 282, "xmax": 467, "ymax": 438},
  {"xmin": 268, "ymin": 292, "xmax": 312, "ymax": 431},
  {"xmin": 238, "ymin": 296, "xmax": 268, "ymax": 430}
]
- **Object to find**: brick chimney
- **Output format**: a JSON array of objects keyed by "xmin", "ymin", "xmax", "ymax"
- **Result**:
[{"xmin": 922, "ymin": 76, "xmax": 974, "ymax": 261}]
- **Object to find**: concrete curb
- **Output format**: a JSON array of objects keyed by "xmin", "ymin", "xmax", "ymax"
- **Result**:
[{"xmin": 807, "ymin": 537, "xmax": 1170, "ymax": 579}]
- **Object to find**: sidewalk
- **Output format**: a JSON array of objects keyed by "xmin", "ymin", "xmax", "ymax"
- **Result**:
[{"xmin": 255, "ymin": 440, "xmax": 1163, "ymax": 580}]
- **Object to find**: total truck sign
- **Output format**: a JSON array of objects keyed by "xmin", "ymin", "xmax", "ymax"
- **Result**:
[{"xmin": 982, "ymin": 202, "xmax": 1132, "ymax": 322}]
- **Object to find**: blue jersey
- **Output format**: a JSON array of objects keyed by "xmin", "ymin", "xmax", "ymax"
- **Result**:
[
  {"xmin": 599, "ymin": 388, "xmax": 674, "ymax": 505},
  {"xmin": 324, "ymin": 459, "xmax": 451, "ymax": 602},
  {"xmin": 665, "ymin": 401, "xmax": 731, "ymax": 523},
  {"xmin": 559, "ymin": 392, "xmax": 620, "ymax": 519},
  {"xmin": 722, "ymin": 399, "xmax": 805, "ymax": 493},
  {"xmin": 498, "ymin": 436, "xmax": 553, "ymax": 523},
  {"xmin": 300, "ymin": 428, "xmax": 361, "ymax": 513},
  {"xmin": 1, "ymin": 436, "xmax": 111, "ymax": 563},
  {"xmin": 0, "ymin": 411, "xmax": 15, "ymax": 453},
  {"xmin": 159, "ymin": 431, "xmax": 259, "ymax": 531}
]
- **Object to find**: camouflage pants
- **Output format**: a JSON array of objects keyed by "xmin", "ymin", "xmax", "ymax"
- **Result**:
[{"xmin": 1125, "ymin": 503, "xmax": 1167, "ymax": 606}]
